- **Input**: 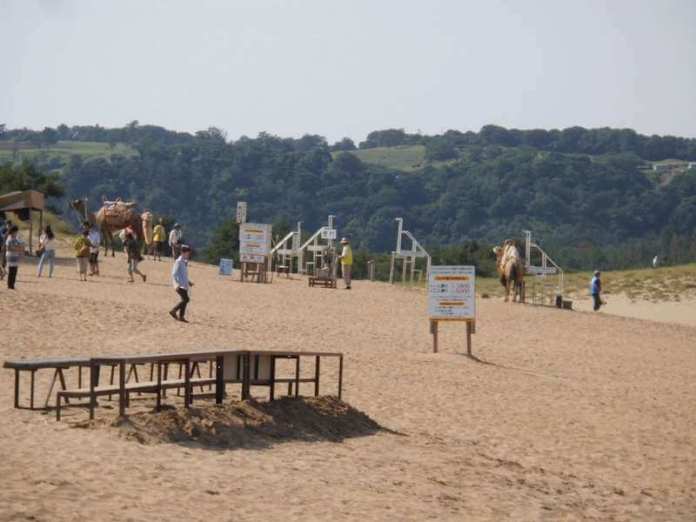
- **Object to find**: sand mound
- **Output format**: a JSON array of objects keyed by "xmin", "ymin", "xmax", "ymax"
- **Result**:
[{"xmin": 77, "ymin": 397, "xmax": 385, "ymax": 448}]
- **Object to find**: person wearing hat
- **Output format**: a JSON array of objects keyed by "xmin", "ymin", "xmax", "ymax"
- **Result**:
[
  {"xmin": 170, "ymin": 245, "xmax": 194, "ymax": 322},
  {"xmin": 590, "ymin": 270, "xmax": 603, "ymax": 311},
  {"xmin": 168, "ymin": 223, "xmax": 183, "ymax": 259},
  {"xmin": 338, "ymin": 237, "xmax": 353, "ymax": 290}
]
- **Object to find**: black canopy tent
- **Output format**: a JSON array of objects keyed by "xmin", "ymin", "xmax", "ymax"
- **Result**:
[{"xmin": 0, "ymin": 190, "xmax": 45, "ymax": 254}]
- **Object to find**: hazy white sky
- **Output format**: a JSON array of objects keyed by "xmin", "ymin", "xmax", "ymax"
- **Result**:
[{"xmin": 1, "ymin": 0, "xmax": 695, "ymax": 142}]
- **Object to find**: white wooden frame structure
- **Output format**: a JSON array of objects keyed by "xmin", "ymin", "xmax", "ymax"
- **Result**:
[
  {"xmin": 298, "ymin": 215, "xmax": 338, "ymax": 278},
  {"xmin": 270, "ymin": 221, "xmax": 302, "ymax": 274},
  {"xmin": 389, "ymin": 218, "xmax": 431, "ymax": 284},
  {"xmin": 523, "ymin": 230, "xmax": 564, "ymax": 305}
]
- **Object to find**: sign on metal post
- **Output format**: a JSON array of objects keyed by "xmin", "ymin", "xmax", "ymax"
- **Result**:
[
  {"xmin": 427, "ymin": 265, "xmax": 476, "ymax": 354},
  {"xmin": 236, "ymin": 201, "xmax": 247, "ymax": 224},
  {"xmin": 239, "ymin": 223, "xmax": 271, "ymax": 264},
  {"xmin": 320, "ymin": 228, "xmax": 337, "ymax": 240}
]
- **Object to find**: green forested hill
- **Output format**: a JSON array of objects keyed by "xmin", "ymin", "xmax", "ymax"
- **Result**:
[{"xmin": 1, "ymin": 123, "xmax": 696, "ymax": 270}]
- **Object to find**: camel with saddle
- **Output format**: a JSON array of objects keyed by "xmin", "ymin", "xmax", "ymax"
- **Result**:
[
  {"xmin": 493, "ymin": 239, "xmax": 525, "ymax": 302},
  {"xmin": 70, "ymin": 198, "xmax": 147, "ymax": 256}
]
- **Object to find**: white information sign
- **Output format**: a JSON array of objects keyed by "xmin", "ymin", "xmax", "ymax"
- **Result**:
[
  {"xmin": 428, "ymin": 265, "xmax": 476, "ymax": 320},
  {"xmin": 218, "ymin": 258, "xmax": 234, "ymax": 276},
  {"xmin": 526, "ymin": 266, "xmax": 557, "ymax": 276},
  {"xmin": 236, "ymin": 201, "xmax": 247, "ymax": 224},
  {"xmin": 239, "ymin": 223, "xmax": 271, "ymax": 264},
  {"xmin": 320, "ymin": 227, "xmax": 337, "ymax": 240}
]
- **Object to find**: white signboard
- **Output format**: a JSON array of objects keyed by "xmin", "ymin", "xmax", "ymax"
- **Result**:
[
  {"xmin": 218, "ymin": 258, "xmax": 234, "ymax": 276},
  {"xmin": 320, "ymin": 227, "xmax": 337, "ymax": 240},
  {"xmin": 428, "ymin": 266, "xmax": 476, "ymax": 320},
  {"xmin": 236, "ymin": 201, "xmax": 247, "ymax": 224},
  {"xmin": 526, "ymin": 266, "xmax": 558, "ymax": 276},
  {"xmin": 239, "ymin": 223, "xmax": 271, "ymax": 264}
]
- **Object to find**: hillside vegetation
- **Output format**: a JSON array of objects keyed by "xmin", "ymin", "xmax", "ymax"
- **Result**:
[{"xmin": 1, "ymin": 123, "xmax": 696, "ymax": 271}]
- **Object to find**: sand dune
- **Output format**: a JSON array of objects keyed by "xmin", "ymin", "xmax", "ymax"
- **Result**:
[{"xmin": 0, "ymin": 249, "xmax": 695, "ymax": 520}]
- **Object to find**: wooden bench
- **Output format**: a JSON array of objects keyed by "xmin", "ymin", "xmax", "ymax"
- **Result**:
[
  {"xmin": 3, "ymin": 357, "xmax": 90, "ymax": 410},
  {"xmin": 56, "ymin": 377, "xmax": 217, "ymax": 421},
  {"xmin": 308, "ymin": 276, "xmax": 336, "ymax": 288}
]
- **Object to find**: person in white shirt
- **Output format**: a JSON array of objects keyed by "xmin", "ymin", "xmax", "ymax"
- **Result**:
[
  {"xmin": 168, "ymin": 223, "xmax": 183, "ymax": 259},
  {"xmin": 37, "ymin": 225, "xmax": 56, "ymax": 278},
  {"xmin": 169, "ymin": 245, "xmax": 194, "ymax": 322}
]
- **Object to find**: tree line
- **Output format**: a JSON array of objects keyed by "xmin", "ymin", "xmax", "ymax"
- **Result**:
[{"xmin": 1, "ymin": 123, "xmax": 695, "ymax": 273}]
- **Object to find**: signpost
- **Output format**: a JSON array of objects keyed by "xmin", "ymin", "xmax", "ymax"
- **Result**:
[
  {"xmin": 239, "ymin": 223, "xmax": 272, "ymax": 282},
  {"xmin": 427, "ymin": 266, "xmax": 476, "ymax": 354},
  {"xmin": 236, "ymin": 201, "xmax": 247, "ymax": 224}
]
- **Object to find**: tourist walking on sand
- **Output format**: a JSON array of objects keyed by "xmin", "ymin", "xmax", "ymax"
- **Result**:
[
  {"xmin": 124, "ymin": 230, "xmax": 146, "ymax": 283},
  {"xmin": 338, "ymin": 237, "xmax": 353, "ymax": 290},
  {"xmin": 36, "ymin": 225, "xmax": 56, "ymax": 278},
  {"xmin": 170, "ymin": 245, "xmax": 194, "ymax": 322},
  {"xmin": 5, "ymin": 225, "xmax": 24, "ymax": 289},
  {"xmin": 0, "ymin": 219, "xmax": 13, "ymax": 280},
  {"xmin": 590, "ymin": 270, "xmax": 603, "ymax": 311},
  {"xmin": 169, "ymin": 223, "xmax": 182, "ymax": 259},
  {"xmin": 152, "ymin": 218, "xmax": 166, "ymax": 261},
  {"xmin": 74, "ymin": 229, "xmax": 91, "ymax": 282},
  {"xmin": 88, "ymin": 224, "xmax": 101, "ymax": 276}
]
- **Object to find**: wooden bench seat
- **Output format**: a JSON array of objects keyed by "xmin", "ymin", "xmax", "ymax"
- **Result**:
[
  {"xmin": 56, "ymin": 378, "xmax": 217, "ymax": 420},
  {"xmin": 308, "ymin": 277, "xmax": 336, "ymax": 288}
]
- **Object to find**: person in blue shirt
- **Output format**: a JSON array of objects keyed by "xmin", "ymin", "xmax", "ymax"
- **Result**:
[
  {"xmin": 590, "ymin": 270, "xmax": 603, "ymax": 311},
  {"xmin": 170, "ymin": 245, "xmax": 194, "ymax": 322}
]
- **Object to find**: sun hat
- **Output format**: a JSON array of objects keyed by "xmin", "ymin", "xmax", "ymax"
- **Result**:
[
  {"xmin": 340, "ymin": 237, "xmax": 350, "ymax": 244},
  {"xmin": 594, "ymin": 270, "xmax": 600, "ymax": 276},
  {"xmin": 181, "ymin": 244, "xmax": 192, "ymax": 253}
]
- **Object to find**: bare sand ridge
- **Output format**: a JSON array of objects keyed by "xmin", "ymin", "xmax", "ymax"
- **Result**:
[{"xmin": 1, "ymin": 248, "xmax": 695, "ymax": 520}]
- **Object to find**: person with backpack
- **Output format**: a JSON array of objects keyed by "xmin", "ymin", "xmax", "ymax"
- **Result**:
[
  {"xmin": 74, "ymin": 229, "xmax": 91, "ymax": 282},
  {"xmin": 124, "ymin": 229, "xmax": 146, "ymax": 283}
]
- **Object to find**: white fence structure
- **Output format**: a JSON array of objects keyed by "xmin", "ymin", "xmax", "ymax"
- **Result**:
[
  {"xmin": 297, "ymin": 215, "xmax": 338, "ymax": 278},
  {"xmin": 270, "ymin": 221, "xmax": 302, "ymax": 273},
  {"xmin": 389, "ymin": 218, "xmax": 431, "ymax": 284},
  {"xmin": 523, "ymin": 230, "xmax": 564, "ymax": 305}
]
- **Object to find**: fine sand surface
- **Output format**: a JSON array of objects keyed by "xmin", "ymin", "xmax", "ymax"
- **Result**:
[{"xmin": 1, "ymin": 248, "xmax": 695, "ymax": 521}]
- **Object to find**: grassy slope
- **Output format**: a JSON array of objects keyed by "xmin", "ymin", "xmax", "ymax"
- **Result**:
[
  {"xmin": 396, "ymin": 264, "xmax": 696, "ymax": 304},
  {"xmin": 0, "ymin": 141, "xmax": 138, "ymax": 165},
  {"xmin": 332, "ymin": 145, "xmax": 428, "ymax": 172}
]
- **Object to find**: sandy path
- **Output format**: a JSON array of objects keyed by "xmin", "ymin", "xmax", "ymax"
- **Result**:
[{"xmin": 0, "ymin": 249, "xmax": 695, "ymax": 521}]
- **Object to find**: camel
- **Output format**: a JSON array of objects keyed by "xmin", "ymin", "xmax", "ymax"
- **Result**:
[
  {"xmin": 493, "ymin": 239, "xmax": 525, "ymax": 303},
  {"xmin": 69, "ymin": 199, "xmax": 144, "ymax": 256}
]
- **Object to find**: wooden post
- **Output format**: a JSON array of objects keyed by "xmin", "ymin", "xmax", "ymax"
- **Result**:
[
  {"xmin": 156, "ymin": 362, "xmax": 162, "ymax": 411},
  {"xmin": 14, "ymin": 369, "xmax": 19, "ymax": 409},
  {"xmin": 338, "ymin": 355, "xmax": 343, "ymax": 400},
  {"xmin": 314, "ymin": 356, "xmax": 320, "ymax": 397},
  {"xmin": 89, "ymin": 363, "xmax": 98, "ymax": 420},
  {"xmin": 215, "ymin": 356, "xmax": 224, "ymax": 404},
  {"xmin": 30, "ymin": 370, "xmax": 35, "ymax": 409},
  {"xmin": 430, "ymin": 320, "xmax": 438, "ymax": 353},
  {"xmin": 118, "ymin": 361, "xmax": 126, "ymax": 417},
  {"xmin": 295, "ymin": 356, "xmax": 300, "ymax": 398},
  {"xmin": 184, "ymin": 359, "xmax": 191, "ymax": 407},
  {"xmin": 466, "ymin": 321, "xmax": 473, "ymax": 356}
]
